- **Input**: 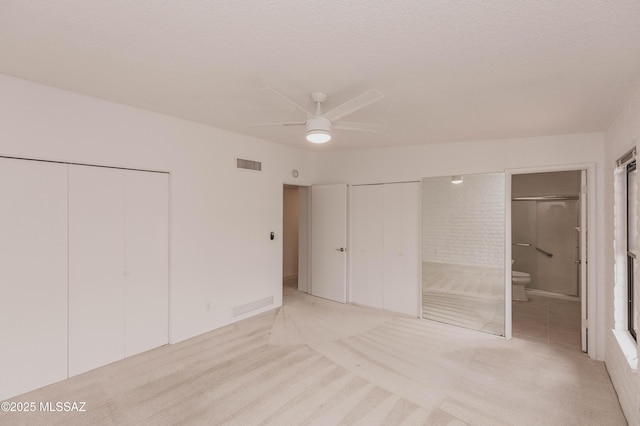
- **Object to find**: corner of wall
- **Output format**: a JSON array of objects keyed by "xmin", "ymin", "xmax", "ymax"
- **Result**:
[{"xmin": 603, "ymin": 74, "xmax": 640, "ymax": 423}]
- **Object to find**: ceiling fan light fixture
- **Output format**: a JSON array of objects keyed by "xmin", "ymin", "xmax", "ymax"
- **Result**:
[
  {"xmin": 306, "ymin": 129, "xmax": 331, "ymax": 143},
  {"xmin": 305, "ymin": 116, "xmax": 332, "ymax": 144},
  {"xmin": 256, "ymin": 89, "xmax": 384, "ymax": 144}
]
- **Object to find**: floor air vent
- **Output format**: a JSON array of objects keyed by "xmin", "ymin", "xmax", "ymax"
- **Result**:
[
  {"xmin": 232, "ymin": 296, "xmax": 273, "ymax": 318},
  {"xmin": 236, "ymin": 157, "xmax": 262, "ymax": 171}
]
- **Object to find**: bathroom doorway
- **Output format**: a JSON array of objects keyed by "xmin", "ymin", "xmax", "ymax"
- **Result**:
[
  {"xmin": 282, "ymin": 185, "xmax": 310, "ymax": 293},
  {"xmin": 512, "ymin": 187, "xmax": 580, "ymax": 296},
  {"xmin": 510, "ymin": 170, "xmax": 587, "ymax": 352}
]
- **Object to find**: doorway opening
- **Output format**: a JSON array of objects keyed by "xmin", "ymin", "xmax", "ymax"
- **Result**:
[
  {"xmin": 282, "ymin": 185, "xmax": 310, "ymax": 293},
  {"xmin": 510, "ymin": 170, "xmax": 587, "ymax": 352}
]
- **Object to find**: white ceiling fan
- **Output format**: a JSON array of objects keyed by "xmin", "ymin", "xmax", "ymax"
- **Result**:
[{"xmin": 255, "ymin": 88, "xmax": 385, "ymax": 143}]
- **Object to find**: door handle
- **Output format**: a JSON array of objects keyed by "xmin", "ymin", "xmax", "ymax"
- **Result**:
[{"xmin": 336, "ymin": 247, "xmax": 345, "ymax": 252}]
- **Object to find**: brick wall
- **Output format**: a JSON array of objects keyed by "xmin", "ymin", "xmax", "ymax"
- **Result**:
[{"xmin": 422, "ymin": 173, "xmax": 505, "ymax": 268}]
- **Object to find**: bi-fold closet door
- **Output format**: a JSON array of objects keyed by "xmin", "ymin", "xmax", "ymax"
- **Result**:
[
  {"xmin": 0, "ymin": 157, "xmax": 169, "ymax": 401},
  {"xmin": 68, "ymin": 165, "xmax": 169, "ymax": 376},
  {"xmin": 0, "ymin": 157, "xmax": 69, "ymax": 401},
  {"xmin": 350, "ymin": 182, "xmax": 420, "ymax": 316}
]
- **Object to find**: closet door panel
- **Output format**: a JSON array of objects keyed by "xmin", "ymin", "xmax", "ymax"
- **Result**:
[
  {"xmin": 350, "ymin": 185, "xmax": 384, "ymax": 308},
  {"xmin": 400, "ymin": 183, "xmax": 421, "ymax": 316},
  {"xmin": 124, "ymin": 170, "xmax": 169, "ymax": 356},
  {"xmin": 0, "ymin": 158, "xmax": 68, "ymax": 401},
  {"xmin": 68, "ymin": 165, "xmax": 126, "ymax": 376},
  {"xmin": 383, "ymin": 182, "xmax": 420, "ymax": 316}
]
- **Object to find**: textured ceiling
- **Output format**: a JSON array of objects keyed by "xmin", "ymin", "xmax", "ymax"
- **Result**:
[{"xmin": 1, "ymin": 1, "xmax": 639, "ymax": 150}]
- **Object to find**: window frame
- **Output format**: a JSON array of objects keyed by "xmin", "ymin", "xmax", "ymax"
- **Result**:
[{"xmin": 627, "ymin": 160, "xmax": 637, "ymax": 341}]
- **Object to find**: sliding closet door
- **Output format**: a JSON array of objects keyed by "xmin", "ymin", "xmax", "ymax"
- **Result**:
[
  {"xmin": 123, "ymin": 170, "xmax": 169, "ymax": 357},
  {"xmin": 0, "ymin": 158, "xmax": 68, "ymax": 401},
  {"xmin": 383, "ymin": 182, "xmax": 420, "ymax": 316},
  {"xmin": 350, "ymin": 185, "xmax": 384, "ymax": 308},
  {"xmin": 69, "ymin": 165, "xmax": 126, "ymax": 376}
]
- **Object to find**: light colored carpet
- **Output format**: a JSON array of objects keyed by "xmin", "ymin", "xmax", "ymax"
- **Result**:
[{"xmin": 0, "ymin": 287, "xmax": 626, "ymax": 425}]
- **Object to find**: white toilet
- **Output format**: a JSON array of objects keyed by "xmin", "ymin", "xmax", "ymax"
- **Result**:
[{"xmin": 511, "ymin": 271, "xmax": 531, "ymax": 301}]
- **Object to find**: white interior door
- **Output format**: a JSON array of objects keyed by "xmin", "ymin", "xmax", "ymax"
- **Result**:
[
  {"xmin": 297, "ymin": 186, "xmax": 310, "ymax": 293},
  {"xmin": 311, "ymin": 184, "xmax": 348, "ymax": 303},
  {"xmin": 0, "ymin": 158, "xmax": 68, "ymax": 401},
  {"xmin": 580, "ymin": 170, "xmax": 588, "ymax": 352}
]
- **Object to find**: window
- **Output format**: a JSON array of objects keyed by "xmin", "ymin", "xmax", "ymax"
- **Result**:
[
  {"xmin": 614, "ymin": 148, "xmax": 638, "ymax": 366},
  {"xmin": 627, "ymin": 160, "xmax": 638, "ymax": 340}
]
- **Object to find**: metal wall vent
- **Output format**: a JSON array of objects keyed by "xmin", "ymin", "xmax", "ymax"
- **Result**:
[{"xmin": 236, "ymin": 157, "xmax": 262, "ymax": 171}]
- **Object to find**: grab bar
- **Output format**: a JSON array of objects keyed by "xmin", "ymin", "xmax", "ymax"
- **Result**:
[
  {"xmin": 535, "ymin": 247, "xmax": 553, "ymax": 258},
  {"xmin": 512, "ymin": 243, "xmax": 553, "ymax": 257}
]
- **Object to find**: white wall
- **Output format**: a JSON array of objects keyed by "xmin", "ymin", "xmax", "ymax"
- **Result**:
[
  {"xmin": 0, "ymin": 74, "xmax": 315, "ymax": 344},
  {"xmin": 315, "ymin": 132, "xmax": 606, "ymax": 359},
  {"xmin": 314, "ymin": 133, "xmax": 603, "ymax": 184},
  {"xmin": 604, "ymin": 76, "xmax": 640, "ymax": 425}
]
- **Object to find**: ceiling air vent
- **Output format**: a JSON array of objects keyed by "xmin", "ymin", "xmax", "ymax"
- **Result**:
[{"xmin": 236, "ymin": 157, "xmax": 262, "ymax": 172}]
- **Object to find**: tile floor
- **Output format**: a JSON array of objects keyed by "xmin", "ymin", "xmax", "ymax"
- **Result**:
[{"xmin": 512, "ymin": 293, "xmax": 582, "ymax": 351}]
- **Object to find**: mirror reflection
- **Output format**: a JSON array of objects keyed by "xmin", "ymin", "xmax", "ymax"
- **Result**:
[{"xmin": 421, "ymin": 173, "xmax": 505, "ymax": 336}]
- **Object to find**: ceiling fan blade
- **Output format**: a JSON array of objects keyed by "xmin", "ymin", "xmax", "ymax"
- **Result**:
[
  {"xmin": 250, "ymin": 121, "xmax": 306, "ymax": 127},
  {"xmin": 333, "ymin": 121, "xmax": 385, "ymax": 132},
  {"xmin": 259, "ymin": 87, "xmax": 313, "ymax": 118},
  {"xmin": 322, "ymin": 89, "xmax": 384, "ymax": 122}
]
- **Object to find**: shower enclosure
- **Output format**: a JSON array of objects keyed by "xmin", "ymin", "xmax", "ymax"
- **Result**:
[{"xmin": 511, "ymin": 196, "xmax": 580, "ymax": 297}]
